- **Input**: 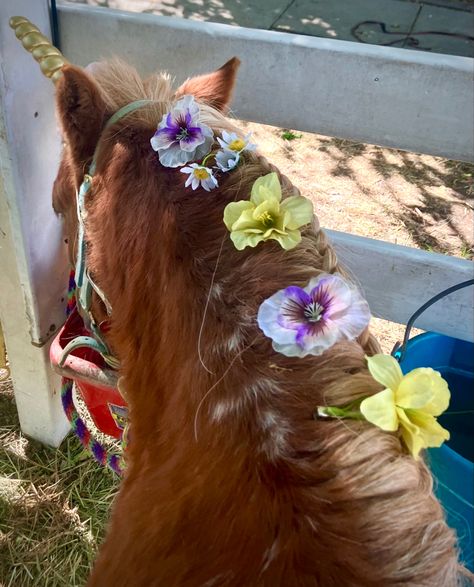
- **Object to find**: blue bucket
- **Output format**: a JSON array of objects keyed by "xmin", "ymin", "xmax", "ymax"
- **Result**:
[{"xmin": 397, "ymin": 331, "xmax": 474, "ymax": 572}]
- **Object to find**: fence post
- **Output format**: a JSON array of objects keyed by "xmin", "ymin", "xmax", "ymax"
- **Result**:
[{"xmin": 0, "ymin": 0, "xmax": 70, "ymax": 446}]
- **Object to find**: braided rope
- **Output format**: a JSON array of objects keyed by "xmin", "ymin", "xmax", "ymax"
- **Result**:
[
  {"xmin": 60, "ymin": 377, "xmax": 124, "ymax": 475},
  {"xmin": 61, "ymin": 271, "xmax": 124, "ymax": 476}
]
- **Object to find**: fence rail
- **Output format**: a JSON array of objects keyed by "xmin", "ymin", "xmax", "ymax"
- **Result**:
[{"xmin": 58, "ymin": 2, "xmax": 474, "ymax": 162}]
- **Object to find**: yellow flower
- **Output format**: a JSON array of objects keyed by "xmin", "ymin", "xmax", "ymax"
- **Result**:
[
  {"xmin": 228, "ymin": 138, "xmax": 246, "ymax": 151},
  {"xmin": 223, "ymin": 172, "xmax": 313, "ymax": 251},
  {"xmin": 360, "ymin": 354, "xmax": 450, "ymax": 459}
]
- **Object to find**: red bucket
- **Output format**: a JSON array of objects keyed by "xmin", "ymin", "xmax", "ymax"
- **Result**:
[{"xmin": 50, "ymin": 309, "xmax": 127, "ymax": 439}]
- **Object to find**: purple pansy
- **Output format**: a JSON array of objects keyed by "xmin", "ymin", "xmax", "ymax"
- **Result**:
[
  {"xmin": 257, "ymin": 273, "xmax": 371, "ymax": 357},
  {"xmin": 150, "ymin": 95, "xmax": 214, "ymax": 168}
]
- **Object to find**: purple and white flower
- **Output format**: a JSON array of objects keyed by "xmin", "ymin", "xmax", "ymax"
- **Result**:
[
  {"xmin": 150, "ymin": 95, "xmax": 214, "ymax": 168},
  {"xmin": 180, "ymin": 163, "xmax": 218, "ymax": 191},
  {"xmin": 215, "ymin": 131, "xmax": 256, "ymax": 172},
  {"xmin": 257, "ymin": 273, "xmax": 371, "ymax": 358}
]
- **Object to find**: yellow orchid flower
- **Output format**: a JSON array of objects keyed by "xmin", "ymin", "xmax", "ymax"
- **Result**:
[
  {"xmin": 360, "ymin": 354, "xmax": 450, "ymax": 459},
  {"xmin": 223, "ymin": 172, "xmax": 313, "ymax": 251}
]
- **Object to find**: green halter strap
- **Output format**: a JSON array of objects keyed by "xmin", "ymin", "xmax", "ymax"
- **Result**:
[{"xmin": 60, "ymin": 99, "xmax": 154, "ymax": 370}]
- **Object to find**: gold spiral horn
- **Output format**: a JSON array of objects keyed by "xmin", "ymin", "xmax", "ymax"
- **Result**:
[{"xmin": 9, "ymin": 16, "xmax": 68, "ymax": 83}]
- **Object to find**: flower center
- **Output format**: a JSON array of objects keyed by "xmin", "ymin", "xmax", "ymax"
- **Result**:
[
  {"xmin": 304, "ymin": 301, "xmax": 324, "ymax": 322},
  {"xmin": 228, "ymin": 138, "xmax": 246, "ymax": 152},
  {"xmin": 176, "ymin": 127, "xmax": 189, "ymax": 140},
  {"xmin": 194, "ymin": 168, "xmax": 210, "ymax": 180},
  {"xmin": 258, "ymin": 211, "xmax": 274, "ymax": 228}
]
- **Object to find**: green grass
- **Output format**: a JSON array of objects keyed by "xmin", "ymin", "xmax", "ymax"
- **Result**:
[
  {"xmin": 0, "ymin": 381, "xmax": 119, "ymax": 586},
  {"xmin": 280, "ymin": 129, "xmax": 303, "ymax": 141},
  {"xmin": 460, "ymin": 245, "xmax": 473, "ymax": 260}
]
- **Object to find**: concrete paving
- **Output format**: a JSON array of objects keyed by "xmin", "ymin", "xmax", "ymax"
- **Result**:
[{"xmin": 66, "ymin": 0, "xmax": 474, "ymax": 57}]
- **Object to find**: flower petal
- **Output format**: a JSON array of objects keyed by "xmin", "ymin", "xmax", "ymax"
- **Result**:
[
  {"xmin": 366, "ymin": 354, "xmax": 403, "ymax": 392},
  {"xmin": 231, "ymin": 208, "xmax": 261, "ymax": 232},
  {"xmin": 272, "ymin": 340, "xmax": 308, "ymax": 358},
  {"xmin": 397, "ymin": 408, "xmax": 450, "ymax": 459},
  {"xmin": 179, "ymin": 131, "xmax": 205, "ymax": 152},
  {"xmin": 252, "ymin": 199, "xmax": 281, "ymax": 221},
  {"xmin": 258, "ymin": 290, "xmax": 300, "ymax": 346},
  {"xmin": 398, "ymin": 368, "xmax": 450, "ymax": 416},
  {"xmin": 193, "ymin": 134, "xmax": 214, "ymax": 160},
  {"xmin": 251, "ymin": 173, "xmax": 282, "ymax": 205},
  {"xmin": 308, "ymin": 274, "xmax": 352, "ymax": 315},
  {"xmin": 405, "ymin": 409, "xmax": 450, "ymax": 445},
  {"xmin": 395, "ymin": 369, "xmax": 436, "ymax": 410},
  {"xmin": 158, "ymin": 144, "xmax": 194, "ymax": 168},
  {"xmin": 269, "ymin": 229, "xmax": 301, "ymax": 250},
  {"xmin": 296, "ymin": 326, "xmax": 340, "ymax": 356},
  {"xmin": 230, "ymin": 231, "xmax": 264, "ymax": 250},
  {"xmin": 397, "ymin": 408, "xmax": 426, "ymax": 460},
  {"xmin": 316, "ymin": 276, "xmax": 371, "ymax": 342},
  {"xmin": 216, "ymin": 149, "xmax": 240, "ymax": 172},
  {"xmin": 283, "ymin": 285, "xmax": 312, "ymax": 307},
  {"xmin": 280, "ymin": 196, "xmax": 314, "ymax": 229},
  {"xmin": 277, "ymin": 286, "xmax": 311, "ymax": 330},
  {"xmin": 150, "ymin": 131, "xmax": 176, "ymax": 151},
  {"xmin": 360, "ymin": 388, "xmax": 399, "ymax": 431},
  {"xmin": 223, "ymin": 201, "xmax": 254, "ymax": 231},
  {"xmin": 221, "ymin": 129, "xmax": 234, "ymax": 144}
]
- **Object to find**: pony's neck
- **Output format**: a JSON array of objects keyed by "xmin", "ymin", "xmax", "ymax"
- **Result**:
[{"xmin": 116, "ymin": 250, "xmax": 261, "ymax": 450}]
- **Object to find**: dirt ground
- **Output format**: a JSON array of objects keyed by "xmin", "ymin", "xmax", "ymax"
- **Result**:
[
  {"xmin": 241, "ymin": 122, "xmax": 473, "ymax": 257},
  {"xmin": 237, "ymin": 121, "xmax": 473, "ymax": 350}
]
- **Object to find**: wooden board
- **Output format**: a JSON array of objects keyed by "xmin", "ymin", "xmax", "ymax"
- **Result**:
[
  {"xmin": 58, "ymin": 3, "xmax": 474, "ymax": 162},
  {"xmin": 0, "ymin": 0, "xmax": 70, "ymax": 446},
  {"xmin": 329, "ymin": 230, "xmax": 474, "ymax": 342}
]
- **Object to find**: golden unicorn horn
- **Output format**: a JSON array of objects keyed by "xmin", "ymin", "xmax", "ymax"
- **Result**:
[{"xmin": 9, "ymin": 16, "xmax": 67, "ymax": 83}]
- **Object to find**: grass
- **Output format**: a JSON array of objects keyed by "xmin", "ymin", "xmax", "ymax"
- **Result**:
[
  {"xmin": 280, "ymin": 129, "xmax": 302, "ymax": 141},
  {"xmin": 0, "ymin": 380, "xmax": 119, "ymax": 587}
]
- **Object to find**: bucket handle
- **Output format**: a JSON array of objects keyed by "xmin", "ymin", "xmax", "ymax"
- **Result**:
[{"xmin": 392, "ymin": 279, "xmax": 474, "ymax": 362}]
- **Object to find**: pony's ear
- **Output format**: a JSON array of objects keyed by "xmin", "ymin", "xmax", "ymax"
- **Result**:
[
  {"xmin": 55, "ymin": 64, "xmax": 106, "ymax": 165},
  {"xmin": 176, "ymin": 57, "xmax": 241, "ymax": 112}
]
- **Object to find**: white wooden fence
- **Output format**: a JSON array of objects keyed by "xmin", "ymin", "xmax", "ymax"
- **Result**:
[{"xmin": 0, "ymin": 0, "xmax": 473, "ymax": 445}]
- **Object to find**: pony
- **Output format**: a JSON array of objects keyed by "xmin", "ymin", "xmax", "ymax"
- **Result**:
[{"xmin": 52, "ymin": 57, "xmax": 461, "ymax": 586}]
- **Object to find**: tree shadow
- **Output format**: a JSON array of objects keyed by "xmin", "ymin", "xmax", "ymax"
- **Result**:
[{"xmin": 368, "ymin": 149, "xmax": 473, "ymax": 255}]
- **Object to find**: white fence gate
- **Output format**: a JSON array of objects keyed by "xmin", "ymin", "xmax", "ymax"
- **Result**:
[{"xmin": 0, "ymin": 0, "xmax": 473, "ymax": 446}]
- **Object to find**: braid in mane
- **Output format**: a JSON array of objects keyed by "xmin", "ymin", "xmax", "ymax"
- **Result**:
[{"xmin": 249, "ymin": 153, "xmax": 381, "ymax": 356}]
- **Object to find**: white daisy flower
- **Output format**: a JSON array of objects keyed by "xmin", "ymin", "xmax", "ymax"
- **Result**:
[
  {"xmin": 215, "ymin": 131, "xmax": 257, "ymax": 172},
  {"xmin": 180, "ymin": 164, "xmax": 218, "ymax": 192},
  {"xmin": 217, "ymin": 131, "xmax": 256, "ymax": 155}
]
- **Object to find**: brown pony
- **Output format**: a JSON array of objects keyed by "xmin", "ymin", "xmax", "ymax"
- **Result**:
[{"xmin": 52, "ymin": 58, "xmax": 461, "ymax": 586}]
